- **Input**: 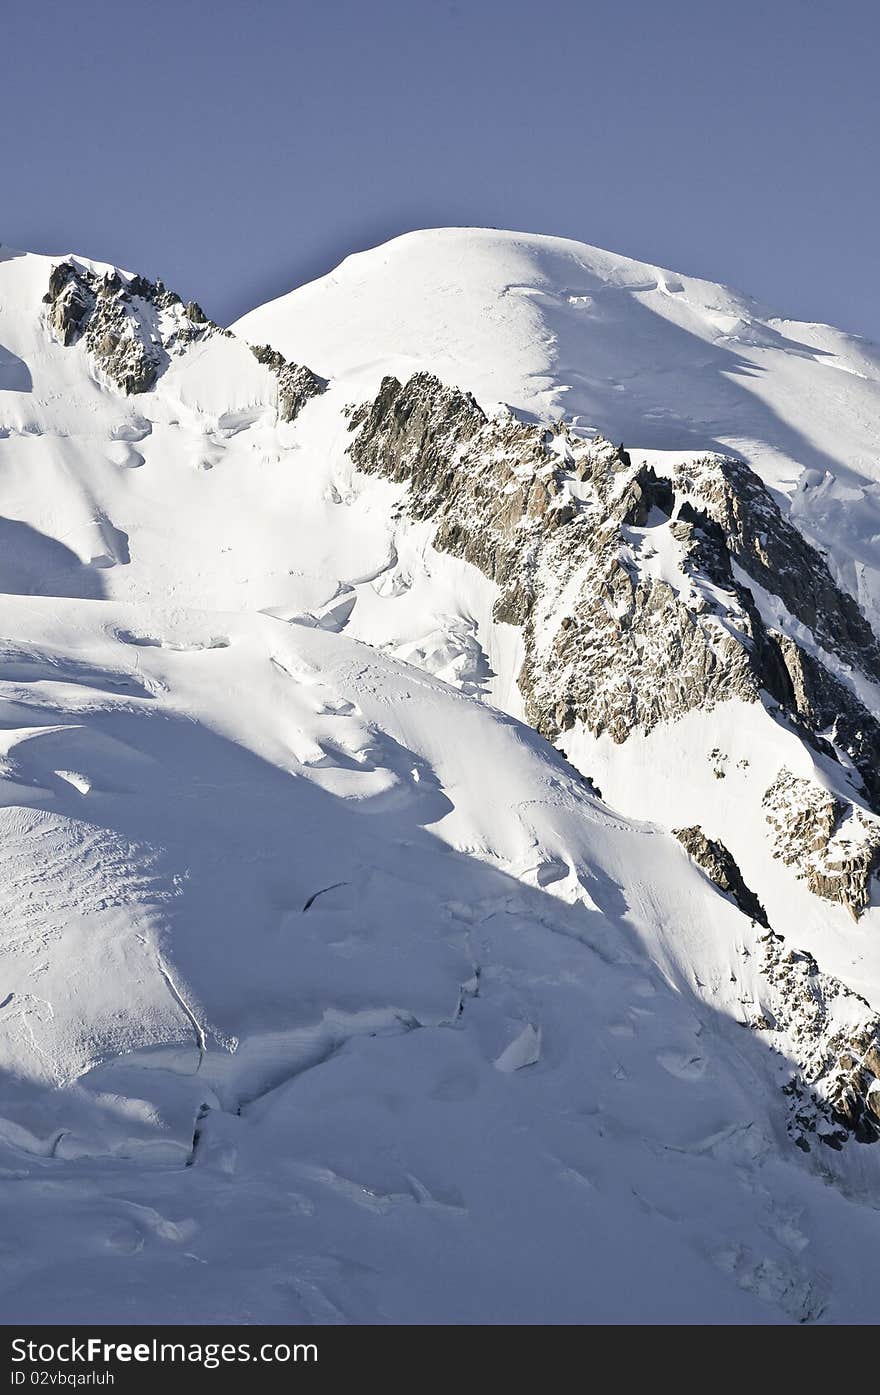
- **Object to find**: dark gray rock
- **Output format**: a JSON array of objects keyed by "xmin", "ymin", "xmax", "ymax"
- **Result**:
[
  {"xmin": 672, "ymin": 454, "xmax": 880, "ymax": 686},
  {"xmin": 759, "ymin": 928, "xmax": 880, "ymax": 1147},
  {"xmin": 763, "ymin": 769, "xmax": 880, "ymax": 919},
  {"xmin": 45, "ymin": 264, "xmax": 327, "ymax": 419},
  {"xmin": 249, "ymin": 343, "xmax": 327, "ymax": 423},
  {"xmin": 674, "ymin": 825, "xmax": 769, "ymax": 926},
  {"xmin": 44, "ymin": 260, "xmax": 216, "ymax": 394},
  {"xmin": 347, "ymin": 371, "xmax": 880, "ymax": 749}
]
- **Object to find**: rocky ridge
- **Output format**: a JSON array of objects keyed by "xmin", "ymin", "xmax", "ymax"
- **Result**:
[
  {"xmin": 674, "ymin": 825, "xmax": 769, "ymax": 927},
  {"xmin": 672, "ymin": 824, "xmax": 880, "ymax": 1147},
  {"xmin": 345, "ymin": 370, "xmax": 880, "ymax": 1147},
  {"xmin": 45, "ymin": 260, "xmax": 215, "ymax": 394},
  {"xmin": 757, "ymin": 929, "xmax": 880, "ymax": 1150},
  {"xmin": 763, "ymin": 770, "xmax": 880, "ymax": 919},
  {"xmin": 44, "ymin": 261, "xmax": 325, "ymax": 421},
  {"xmin": 347, "ymin": 371, "xmax": 880, "ymax": 920},
  {"xmin": 248, "ymin": 342, "xmax": 327, "ymax": 423}
]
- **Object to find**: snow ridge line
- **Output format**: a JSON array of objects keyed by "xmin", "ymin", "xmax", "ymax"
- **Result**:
[{"xmin": 155, "ymin": 953, "xmax": 208, "ymax": 1068}]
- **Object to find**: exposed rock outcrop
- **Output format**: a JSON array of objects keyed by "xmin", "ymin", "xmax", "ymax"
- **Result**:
[
  {"xmin": 667, "ymin": 820, "xmax": 880, "ymax": 1146},
  {"xmin": 672, "ymin": 454, "xmax": 880, "ymax": 686},
  {"xmin": 772, "ymin": 635, "xmax": 880, "ymax": 807},
  {"xmin": 347, "ymin": 370, "xmax": 880, "ymax": 918},
  {"xmin": 249, "ymin": 343, "xmax": 327, "ymax": 422},
  {"xmin": 348, "ymin": 372, "xmax": 880, "ymax": 756},
  {"xmin": 674, "ymin": 825, "xmax": 768, "ymax": 927},
  {"xmin": 45, "ymin": 261, "xmax": 214, "ymax": 394},
  {"xmin": 46, "ymin": 263, "xmax": 326, "ymax": 423},
  {"xmin": 763, "ymin": 769, "xmax": 880, "ymax": 918},
  {"xmin": 348, "ymin": 374, "xmax": 773, "ymax": 739},
  {"xmin": 754, "ymin": 928, "xmax": 880, "ymax": 1148}
]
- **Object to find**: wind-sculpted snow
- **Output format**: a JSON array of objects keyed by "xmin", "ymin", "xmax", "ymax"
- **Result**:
[{"xmin": 2, "ymin": 230, "xmax": 880, "ymax": 1321}]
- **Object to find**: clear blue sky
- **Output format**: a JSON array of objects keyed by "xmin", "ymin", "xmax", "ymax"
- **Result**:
[{"xmin": 3, "ymin": 0, "xmax": 878, "ymax": 336}]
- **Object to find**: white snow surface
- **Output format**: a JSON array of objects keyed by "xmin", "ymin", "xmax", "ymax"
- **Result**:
[
  {"xmin": 1, "ymin": 231, "xmax": 880, "ymax": 1322},
  {"xmin": 237, "ymin": 227, "xmax": 880, "ymax": 627}
]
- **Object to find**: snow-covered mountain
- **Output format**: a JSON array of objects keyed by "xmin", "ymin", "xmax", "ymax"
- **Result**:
[{"xmin": 2, "ymin": 228, "xmax": 880, "ymax": 1322}]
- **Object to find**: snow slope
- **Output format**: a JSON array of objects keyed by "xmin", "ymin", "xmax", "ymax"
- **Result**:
[
  {"xmin": 4, "ymin": 592, "xmax": 880, "ymax": 1324},
  {"xmin": 1, "ymin": 230, "xmax": 880, "ymax": 1322},
  {"xmin": 236, "ymin": 227, "xmax": 880, "ymax": 624},
  {"xmin": 236, "ymin": 228, "xmax": 880, "ymax": 1030}
]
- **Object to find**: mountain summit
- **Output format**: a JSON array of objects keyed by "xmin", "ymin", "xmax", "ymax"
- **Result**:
[{"xmin": 1, "ymin": 229, "xmax": 880, "ymax": 1323}]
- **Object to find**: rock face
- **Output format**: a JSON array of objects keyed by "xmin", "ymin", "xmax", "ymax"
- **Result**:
[
  {"xmin": 46, "ymin": 263, "xmax": 326, "ymax": 423},
  {"xmin": 670, "ymin": 825, "xmax": 880, "ymax": 1147},
  {"xmin": 672, "ymin": 454, "xmax": 880, "ymax": 686},
  {"xmin": 674, "ymin": 826, "xmax": 768, "ymax": 927},
  {"xmin": 347, "ymin": 370, "xmax": 880, "ymax": 921},
  {"xmin": 249, "ymin": 343, "xmax": 327, "ymax": 422},
  {"xmin": 755, "ymin": 929, "xmax": 880, "ymax": 1148},
  {"xmin": 349, "ymin": 374, "xmax": 768, "ymax": 743},
  {"xmin": 45, "ymin": 261, "xmax": 214, "ymax": 394},
  {"xmin": 347, "ymin": 372, "xmax": 880, "ymax": 827},
  {"xmin": 763, "ymin": 770, "xmax": 880, "ymax": 919}
]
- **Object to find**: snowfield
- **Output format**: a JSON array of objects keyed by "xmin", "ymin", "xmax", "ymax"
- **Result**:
[{"xmin": 2, "ymin": 230, "xmax": 880, "ymax": 1322}]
